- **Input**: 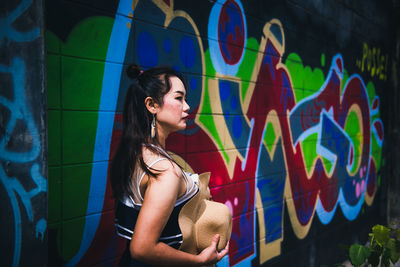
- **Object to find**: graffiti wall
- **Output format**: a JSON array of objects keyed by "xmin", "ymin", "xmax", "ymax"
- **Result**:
[
  {"xmin": 46, "ymin": 0, "xmax": 391, "ymax": 266},
  {"xmin": 0, "ymin": 0, "xmax": 47, "ymax": 266}
]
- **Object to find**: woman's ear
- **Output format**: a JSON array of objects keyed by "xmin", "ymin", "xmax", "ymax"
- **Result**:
[{"xmin": 144, "ymin": 97, "xmax": 159, "ymax": 114}]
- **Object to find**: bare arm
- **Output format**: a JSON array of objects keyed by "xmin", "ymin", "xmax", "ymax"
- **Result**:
[{"xmin": 129, "ymin": 160, "xmax": 228, "ymax": 266}]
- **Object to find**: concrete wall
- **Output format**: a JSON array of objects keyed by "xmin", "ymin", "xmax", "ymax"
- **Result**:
[
  {"xmin": 0, "ymin": 0, "xmax": 47, "ymax": 266},
  {"xmin": 387, "ymin": 0, "xmax": 400, "ymax": 225},
  {"xmin": 45, "ymin": 0, "xmax": 393, "ymax": 266}
]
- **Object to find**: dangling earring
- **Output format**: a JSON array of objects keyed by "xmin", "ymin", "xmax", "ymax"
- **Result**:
[{"xmin": 151, "ymin": 114, "xmax": 156, "ymax": 138}]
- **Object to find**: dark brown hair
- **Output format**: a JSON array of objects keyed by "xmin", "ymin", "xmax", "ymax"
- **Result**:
[{"xmin": 110, "ymin": 64, "xmax": 187, "ymax": 200}]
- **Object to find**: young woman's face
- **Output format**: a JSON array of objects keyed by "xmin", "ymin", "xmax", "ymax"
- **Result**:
[{"xmin": 155, "ymin": 76, "xmax": 190, "ymax": 135}]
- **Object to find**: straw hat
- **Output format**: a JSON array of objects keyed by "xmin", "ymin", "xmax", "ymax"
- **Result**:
[{"xmin": 178, "ymin": 172, "xmax": 232, "ymax": 254}]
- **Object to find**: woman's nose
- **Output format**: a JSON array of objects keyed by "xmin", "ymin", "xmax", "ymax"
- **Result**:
[{"xmin": 184, "ymin": 100, "xmax": 190, "ymax": 112}]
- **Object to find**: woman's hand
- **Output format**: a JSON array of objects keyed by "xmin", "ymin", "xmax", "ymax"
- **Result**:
[{"xmin": 197, "ymin": 234, "xmax": 229, "ymax": 266}]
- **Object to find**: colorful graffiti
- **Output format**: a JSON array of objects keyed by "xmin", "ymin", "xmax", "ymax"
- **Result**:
[
  {"xmin": 0, "ymin": 0, "xmax": 47, "ymax": 266},
  {"xmin": 46, "ymin": 0, "xmax": 385, "ymax": 266}
]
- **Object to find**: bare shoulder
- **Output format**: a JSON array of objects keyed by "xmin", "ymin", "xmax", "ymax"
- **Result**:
[
  {"xmin": 141, "ymin": 146, "xmax": 181, "ymax": 180},
  {"xmin": 151, "ymin": 159, "xmax": 181, "ymax": 182},
  {"xmin": 141, "ymin": 146, "xmax": 160, "ymax": 163}
]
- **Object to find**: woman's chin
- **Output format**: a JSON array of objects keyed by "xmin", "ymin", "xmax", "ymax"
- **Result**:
[
  {"xmin": 177, "ymin": 123, "xmax": 187, "ymax": 131},
  {"xmin": 168, "ymin": 125, "xmax": 186, "ymax": 134}
]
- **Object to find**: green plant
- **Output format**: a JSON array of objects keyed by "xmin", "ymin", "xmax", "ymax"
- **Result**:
[{"xmin": 349, "ymin": 222, "xmax": 400, "ymax": 267}]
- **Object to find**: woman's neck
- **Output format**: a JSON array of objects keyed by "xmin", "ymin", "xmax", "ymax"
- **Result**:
[
  {"xmin": 148, "ymin": 137, "xmax": 165, "ymax": 149},
  {"xmin": 155, "ymin": 125, "xmax": 169, "ymax": 149},
  {"xmin": 158, "ymin": 137, "xmax": 166, "ymax": 149}
]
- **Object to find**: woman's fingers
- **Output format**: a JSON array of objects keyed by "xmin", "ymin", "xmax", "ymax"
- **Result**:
[
  {"xmin": 217, "ymin": 241, "xmax": 229, "ymax": 259},
  {"xmin": 211, "ymin": 234, "xmax": 220, "ymax": 249},
  {"xmin": 198, "ymin": 235, "xmax": 230, "ymax": 265}
]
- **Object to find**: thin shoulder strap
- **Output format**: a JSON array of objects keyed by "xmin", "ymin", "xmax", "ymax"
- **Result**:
[{"xmin": 137, "ymin": 157, "xmax": 169, "ymax": 201}]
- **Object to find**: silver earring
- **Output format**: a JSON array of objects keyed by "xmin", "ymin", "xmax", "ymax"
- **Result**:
[{"xmin": 151, "ymin": 114, "xmax": 156, "ymax": 138}]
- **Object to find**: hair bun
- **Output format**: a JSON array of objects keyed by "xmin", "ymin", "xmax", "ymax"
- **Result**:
[{"xmin": 126, "ymin": 64, "xmax": 142, "ymax": 79}]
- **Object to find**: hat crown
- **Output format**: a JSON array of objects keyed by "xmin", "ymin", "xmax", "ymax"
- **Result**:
[{"xmin": 179, "ymin": 172, "xmax": 232, "ymax": 253}]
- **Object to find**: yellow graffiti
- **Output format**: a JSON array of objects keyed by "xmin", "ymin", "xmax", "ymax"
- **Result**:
[
  {"xmin": 356, "ymin": 43, "xmax": 388, "ymax": 81},
  {"xmin": 258, "ymin": 110, "xmax": 285, "ymax": 264}
]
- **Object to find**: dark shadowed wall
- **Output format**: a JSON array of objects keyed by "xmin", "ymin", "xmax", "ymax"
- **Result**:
[
  {"xmin": 386, "ymin": 0, "xmax": 400, "ymax": 226},
  {"xmin": 0, "ymin": 0, "xmax": 47, "ymax": 266},
  {"xmin": 44, "ymin": 0, "xmax": 397, "ymax": 266}
]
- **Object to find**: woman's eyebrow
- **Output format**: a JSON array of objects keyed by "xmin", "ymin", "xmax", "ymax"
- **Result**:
[{"xmin": 174, "ymin": 90, "xmax": 185, "ymax": 96}]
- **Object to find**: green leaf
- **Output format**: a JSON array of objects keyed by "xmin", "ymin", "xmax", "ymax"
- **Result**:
[
  {"xmin": 372, "ymin": 225, "xmax": 391, "ymax": 246},
  {"xmin": 368, "ymin": 250, "xmax": 381, "ymax": 267},
  {"xmin": 381, "ymin": 247, "xmax": 391, "ymax": 267},
  {"xmin": 396, "ymin": 229, "xmax": 400, "ymax": 240},
  {"xmin": 388, "ymin": 238, "xmax": 400, "ymax": 264},
  {"xmin": 370, "ymin": 239, "xmax": 383, "ymax": 254},
  {"xmin": 349, "ymin": 244, "xmax": 370, "ymax": 267}
]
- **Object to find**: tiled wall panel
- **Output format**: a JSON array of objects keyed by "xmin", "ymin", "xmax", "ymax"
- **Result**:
[{"xmin": 45, "ymin": 0, "xmax": 392, "ymax": 266}]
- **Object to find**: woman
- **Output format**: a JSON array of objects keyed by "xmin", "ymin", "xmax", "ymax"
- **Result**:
[{"xmin": 110, "ymin": 64, "xmax": 229, "ymax": 266}]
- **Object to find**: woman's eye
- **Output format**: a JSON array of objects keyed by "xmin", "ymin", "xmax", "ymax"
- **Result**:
[{"xmin": 176, "ymin": 97, "xmax": 183, "ymax": 101}]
